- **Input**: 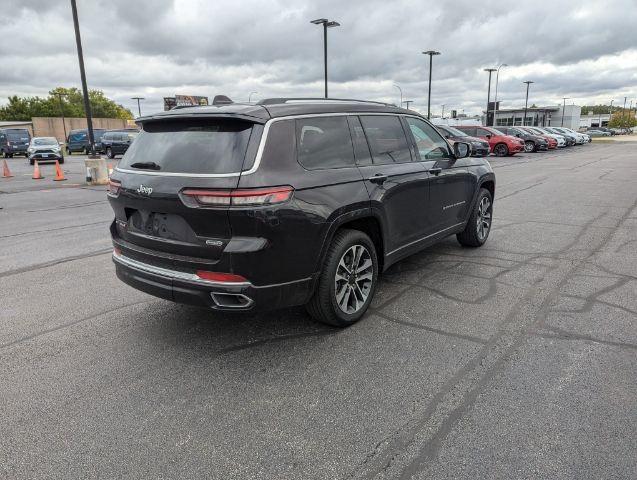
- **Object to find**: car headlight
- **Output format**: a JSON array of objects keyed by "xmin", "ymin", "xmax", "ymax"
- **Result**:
[
  {"xmin": 53, "ymin": 146, "xmax": 60, "ymax": 152},
  {"xmin": 27, "ymin": 147, "xmax": 35, "ymax": 153}
]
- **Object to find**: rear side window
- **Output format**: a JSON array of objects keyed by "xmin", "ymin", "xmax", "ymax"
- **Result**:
[
  {"xmin": 459, "ymin": 126, "xmax": 477, "ymax": 136},
  {"xmin": 359, "ymin": 115, "xmax": 412, "ymax": 165},
  {"xmin": 477, "ymin": 128, "xmax": 492, "ymax": 136},
  {"xmin": 295, "ymin": 116, "xmax": 355, "ymax": 170},
  {"xmin": 119, "ymin": 119, "xmax": 253, "ymax": 174}
]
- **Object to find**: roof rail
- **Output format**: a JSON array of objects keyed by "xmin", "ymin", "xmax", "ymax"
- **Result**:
[{"xmin": 257, "ymin": 97, "xmax": 394, "ymax": 106}]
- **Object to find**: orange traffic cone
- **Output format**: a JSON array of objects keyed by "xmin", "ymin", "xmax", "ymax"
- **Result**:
[
  {"xmin": 53, "ymin": 160, "xmax": 67, "ymax": 181},
  {"xmin": 107, "ymin": 163, "xmax": 114, "ymax": 177},
  {"xmin": 2, "ymin": 159, "xmax": 13, "ymax": 178},
  {"xmin": 32, "ymin": 160, "xmax": 44, "ymax": 180}
]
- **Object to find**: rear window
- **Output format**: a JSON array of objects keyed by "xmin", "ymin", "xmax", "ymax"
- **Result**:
[
  {"xmin": 119, "ymin": 119, "xmax": 254, "ymax": 174},
  {"xmin": 6, "ymin": 130, "xmax": 30, "ymax": 141}
]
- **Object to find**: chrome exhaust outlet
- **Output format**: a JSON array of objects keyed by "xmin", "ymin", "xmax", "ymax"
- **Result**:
[{"xmin": 210, "ymin": 292, "xmax": 254, "ymax": 309}]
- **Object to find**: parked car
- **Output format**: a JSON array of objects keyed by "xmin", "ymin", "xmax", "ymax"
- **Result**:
[
  {"xmin": 27, "ymin": 137, "xmax": 64, "ymax": 164},
  {"xmin": 551, "ymin": 127, "xmax": 586, "ymax": 145},
  {"xmin": 108, "ymin": 98, "xmax": 495, "ymax": 327},
  {"xmin": 455, "ymin": 125, "xmax": 524, "ymax": 156},
  {"xmin": 435, "ymin": 125, "xmax": 490, "ymax": 157},
  {"xmin": 66, "ymin": 128, "xmax": 106, "ymax": 154},
  {"xmin": 495, "ymin": 126, "xmax": 549, "ymax": 152},
  {"xmin": 527, "ymin": 127, "xmax": 568, "ymax": 147},
  {"xmin": 586, "ymin": 129, "xmax": 611, "ymax": 137},
  {"xmin": 544, "ymin": 127, "xmax": 577, "ymax": 146},
  {"xmin": 101, "ymin": 130, "xmax": 139, "ymax": 159},
  {"xmin": 516, "ymin": 127, "xmax": 558, "ymax": 149},
  {"xmin": 0, "ymin": 128, "xmax": 31, "ymax": 158}
]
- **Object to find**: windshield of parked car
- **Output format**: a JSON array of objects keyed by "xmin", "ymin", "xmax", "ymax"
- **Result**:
[
  {"xmin": 119, "ymin": 119, "xmax": 254, "ymax": 174},
  {"xmin": 442, "ymin": 126, "xmax": 467, "ymax": 137},
  {"xmin": 32, "ymin": 137, "xmax": 58, "ymax": 145}
]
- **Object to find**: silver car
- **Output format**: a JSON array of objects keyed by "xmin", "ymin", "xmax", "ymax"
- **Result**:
[{"xmin": 27, "ymin": 137, "xmax": 64, "ymax": 165}]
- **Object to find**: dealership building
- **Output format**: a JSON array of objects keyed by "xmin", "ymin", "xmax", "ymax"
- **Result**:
[{"xmin": 484, "ymin": 104, "xmax": 582, "ymax": 130}]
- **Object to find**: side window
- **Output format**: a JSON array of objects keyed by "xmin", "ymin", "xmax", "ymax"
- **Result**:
[
  {"xmin": 347, "ymin": 116, "xmax": 372, "ymax": 166},
  {"xmin": 477, "ymin": 128, "xmax": 492, "ymax": 137},
  {"xmin": 359, "ymin": 115, "xmax": 412, "ymax": 165},
  {"xmin": 296, "ymin": 116, "xmax": 355, "ymax": 170},
  {"xmin": 461, "ymin": 127, "xmax": 477, "ymax": 136},
  {"xmin": 404, "ymin": 117, "xmax": 452, "ymax": 160}
]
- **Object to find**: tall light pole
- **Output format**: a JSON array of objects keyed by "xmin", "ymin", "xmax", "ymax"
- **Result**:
[
  {"xmin": 561, "ymin": 96, "xmax": 569, "ymax": 127},
  {"xmin": 492, "ymin": 63, "xmax": 507, "ymax": 126},
  {"xmin": 310, "ymin": 18, "xmax": 340, "ymax": 98},
  {"xmin": 522, "ymin": 81, "xmax": 534, "ymax": 126},
  {"xmin": 441, "ymin": 104, "xmax": 446, "ymax": 118},
  {"xmin": 131, "ymin": 96, "xmax": 144, "ymax": 117},
  {"xmin": 55, "ymin": 92, "xmax": 68, "ymax": 142},
  {"xmin": 404, "ymin": 100, "xmax": 413, "ymax": 110},
  {"xmin": 422, "ymin": 50, "xmax": 440, "ymax": 119},
  {"xmin": 248, "ymin": 91, "xmax": 258, "ymax": 103},
  {"xmin": 609, "ymin": 99, "xmax": 614, "ymax": 126},
  {"xmin": 484, "ymin": 68, "xmax": 497, "ymax": 126},
  {"xmin": 70, "ymin": 0, "xmax": 97, "ymax": 158},
  {"xmin": 622, "ymin": 96, "xmax": 627, "ymax": 126},
  {"xmin": 393, "ymin": 84, "xmax": 403, "ymax": 108}
]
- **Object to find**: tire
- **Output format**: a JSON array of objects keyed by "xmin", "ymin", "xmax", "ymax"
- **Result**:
[
  {"xmin": 524, "ymin": 141, "xmax": 535, "ymax": 153},
  {"xmin": 106, "ymin": 147, "xmax": 114, "ymax": 159},
  {"xmin": 457, "ymin": 188, "xmax": 493, "ymax": 247},
  {"xmin": 306, "ymin": 229, "xmax": 379, "ymax": 327},
  {"xmin": 494, "ymin": 143, "xmax": 508, "ymax": 157}
]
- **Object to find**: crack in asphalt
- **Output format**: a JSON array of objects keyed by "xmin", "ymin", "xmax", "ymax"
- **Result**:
[
  {"xmin": 0, "ymin": 248, "xmax": 112, "ymax": 278},
  {"xmin": 0, "ymin": 220, "xmax": 109, "ymax": 239}
]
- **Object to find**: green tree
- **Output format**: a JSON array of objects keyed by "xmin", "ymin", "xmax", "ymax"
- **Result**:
[
  {"xmin": 0, "ymin": 87, "xmax": 133, "ymax": 121},
  {"xmin": 607, "ymin": 110, "xmax": 637, "ymax": 129}
]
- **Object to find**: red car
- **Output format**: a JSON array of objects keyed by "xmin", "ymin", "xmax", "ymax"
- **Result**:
[{"xmin": 456, "ymin": 126, "xmax": 524, "ymax": 156}]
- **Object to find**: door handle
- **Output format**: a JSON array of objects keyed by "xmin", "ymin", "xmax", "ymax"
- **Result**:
[
  {"xmin": 368, "ymin": 174, "xmax": 388, "ymax": 184},
  {"xmin": 428, "ymin": 167, "xmax": 442, "ymax": 175}
]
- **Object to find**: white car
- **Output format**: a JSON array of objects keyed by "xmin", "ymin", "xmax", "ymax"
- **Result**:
[
  {"xmin": 27, "ymin": 137, "xmax": 64, "ymax": 165},
  {"xmin": 553, "ymin": 127, "xmax": 588, "ymax": 144}
]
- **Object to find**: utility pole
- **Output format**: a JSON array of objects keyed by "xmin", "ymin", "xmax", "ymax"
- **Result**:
[
  {"xmin": 523, "ymin": 81, "xmax": 534, "ymax": 126},
  {"xmin": 484, "ymin": 68, "xmax": 497, "ymax": 126},
  {"xmin": 441, "ymin": 104, "xmax": 445, "ymax": 118},
  {"xmin": 311, "ymin": 18, "xmax": 340, "ymax": 98},
  {"xmin": 131, "ymin": 97, "xmax": 144, "ymax": 117},
  {"xmin": 561, "ymin": 96, "xmax": 569, "ymax": 127},
  {"xmin": 55, "ymin": 92, "xmax": 68, "ymax": 143},
  {"xmin": 492, "ymin": 63, "xmax": 507, "ymax": 126},
  {"xmin": 70, "ymin": 0, "xmax": 98, "ymax": 158},
  {"xmin": 622, "ymin": 96, "xmax": 627, "ymax": 127},
  {"xmin": 423, "ymin": 51, "xmax": 441, "ymax": 119}
]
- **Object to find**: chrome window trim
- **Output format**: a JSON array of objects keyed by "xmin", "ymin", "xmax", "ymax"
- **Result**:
[{"xmin": 114, "ymin": 112, "xmax": 431, "ymax": 178}]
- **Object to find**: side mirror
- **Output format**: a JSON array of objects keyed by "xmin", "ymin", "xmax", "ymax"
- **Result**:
[
  {"xmin": 485, "ymin": 134, "xmax": 492, "ymax": 139},
  {"xmin": 516, "ymin": 133, "xmax": 521, "ymax": 137},
  {"xmin": 453, "ymin": 141, "xmax": 471, "ymax": 159}
]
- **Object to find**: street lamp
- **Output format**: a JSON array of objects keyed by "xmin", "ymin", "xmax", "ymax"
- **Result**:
[
  {"xmin": 393, "ymin": 84, "xmax": 403, "ymax": 108},
  {"xmin": 484, "ymin": 68, "xmax": 497, "ymax": 126},
  {"xmin": 422, "ymin": 50, "xmax": 440, "ymax": 119},
  {"xmin": 561, "ymin": 96, "xmax": 569, "ymax": 127},
  {"xmin": 131, "ymin": 96, "xmax": 144, "ymax": 117},
  {"xmin": 54, "ymin": 92, "xmax": 68, "ymax": 142},
  {"xmin": 622, "ymin": 96, "xmax": 627, "ymax": 126},
  {"xmin": 404, "ymin": 100, "xmax": 413, "ymax": 110},
  {"xmin": 310, "ymin": 18, "xmax": 340, "ymax": 98},
  {"xmin": 441, "ymin": 104, "xmax": 446, "ymax": 118},
  {"xmin": 70, "ymin": 0, "xmax": 98, "ymax": 158},
  {"xmin": 522, "ymin": 81, "xmax": 534, "ymax": 126},
  {"xmin": 492, "ymin": 63, "xmax": 507, "ymax": 126},
  {"xmin": 248, "ymin": 91, "xmax": 258, "ymax": 103}
]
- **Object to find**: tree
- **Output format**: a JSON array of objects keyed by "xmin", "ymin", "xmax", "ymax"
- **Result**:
[
  {"xmin": 607, "ymin": 110, "xmax": 637, "ymax": 129},
  {"xmin": 0, "ymin": 87, "xmax": 133, "ymax": 121},
  {"xmin": 580, "ymin": 104, "xmax": 614, "ymax": 115}
]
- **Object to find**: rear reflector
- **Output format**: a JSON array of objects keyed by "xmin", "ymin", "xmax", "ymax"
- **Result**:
[
  {"xmin": 107, "ymin": 179, "xmax": 121, "ymax": 197},
  {"xmin": 195, "ymin": 271, "xmax": 248, "ymax": 283},
  {"xmin": 181, "ymin": 186, "xmax": 293, "ymax": 207}
]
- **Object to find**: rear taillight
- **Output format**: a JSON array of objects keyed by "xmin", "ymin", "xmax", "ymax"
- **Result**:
[
  {"xmin": 107, "ymin": 179, "xmax": 121, "ymax": 197},
  {"xmin": 195, "ymin": 271, "xmax": 248, "ymax": 283},
  {"xmin": 181, "ymin": 186, "xmax": 294, "ymax": 207}
]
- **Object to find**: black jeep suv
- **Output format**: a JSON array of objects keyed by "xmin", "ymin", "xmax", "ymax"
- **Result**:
[{"xmin": 108, "ymin": 98, "xmax": 495, "ymax": 327}]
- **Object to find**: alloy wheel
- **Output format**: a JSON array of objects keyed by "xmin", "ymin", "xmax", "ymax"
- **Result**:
[
  {"xmin": 524, "ymin": 141, "xmax": 534, "ymax": 153},
  {"xmin": 334, "ymin": 244, "xmax": 373, "ymax": 314},
  {"xmin": 476, "ymin": 196, "xmax": 492, "ymax": 241}
]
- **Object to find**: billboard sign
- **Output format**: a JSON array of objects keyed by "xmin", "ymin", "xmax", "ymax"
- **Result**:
[{"xmin": 163, "ymin": 95, "xmax": 209, "ymax": 111}]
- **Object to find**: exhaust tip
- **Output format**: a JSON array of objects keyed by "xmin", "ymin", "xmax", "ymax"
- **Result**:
[{"xmin": 210, "ymin": 292, "xmax": 254, "ymax": 309}]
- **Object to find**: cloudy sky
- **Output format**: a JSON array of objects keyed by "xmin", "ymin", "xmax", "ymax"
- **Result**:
[{"xmin": 2, "ymin": 0, "xmax": 636, "ymax": 116}]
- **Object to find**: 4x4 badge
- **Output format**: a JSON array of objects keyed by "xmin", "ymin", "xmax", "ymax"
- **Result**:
[{"xmin": 136, "ymin": 185, "xmax": 153, "ymax": 196}]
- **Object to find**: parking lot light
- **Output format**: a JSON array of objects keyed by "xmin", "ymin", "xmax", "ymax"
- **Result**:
[
  {"xmin": 393, "ymin": 84, "xmax": 403, "ymax": 108},
  {"xmin": 131, "ymin": 97, "xmax": 145, "ymax": 117},
  {"xmin": 561, "ymin": 96, "xmax": 569, "ymax": 127},
  {"xmin": 523, "ymin": 81, "xmax": 534, "ymax": 126},
  {"xmin": 484, "ymin": 68, "xmax": 497, "ymax": 125},
  {"xmin": 310, "ymin": 18, "xmax": 340, "ymax": 98},
  {"xmin": 422, "ymin": 50, "xmax": 441, "ymax": 119},
  {"xmin": 492, "ymin": 64, "xmax": 507, "ymax": 126},
  {"xmin": 248, "ymin": 91, "xmax": 258, "ymax": 103}
]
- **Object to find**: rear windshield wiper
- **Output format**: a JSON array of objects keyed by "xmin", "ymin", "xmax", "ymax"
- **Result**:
[{"xmin": 130, "ymin": 161, "xmax": 160, "ymax": 170}]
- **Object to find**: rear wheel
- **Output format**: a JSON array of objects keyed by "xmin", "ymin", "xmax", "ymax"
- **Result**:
[
  {"xmin": 306, "ymin": 229, "xmax": 378, "ymax": 327},
  {"xmin": 494, "ymin": 143, "xmax": 508, "ymax": 157},
  {"xmin": 457, "ymin": 188, "xmax": 493, "ymax": 247},
  {"xmin": 524, "ymin": 140, "xmax": 535, "ymax": 153}
]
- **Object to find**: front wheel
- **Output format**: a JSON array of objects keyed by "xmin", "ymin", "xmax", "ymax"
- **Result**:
[
  {"xmin": 524, "ymin": 141, "xmax": 535, "ymax": 153},
  {"xmin": 306, "ymin": 229, "xmax": 378, "ymax": 327},
  {"xmin": 457, "ymin": 188, "xmax": 493, "ymax": 247},
  {"xmin": 106, "ymin": 147, "xmax": 114, "ymax": 159},
  {"xmin": 494, "ymin": 143, "xmax": 508, "ymax": 157}
]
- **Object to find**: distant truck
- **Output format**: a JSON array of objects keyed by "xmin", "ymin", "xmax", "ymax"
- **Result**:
[
  {"xmin": 0, "ymin": 128, "xmax": 31, "ymax": 157},
  {"xmin": 66, "ymin": 128, "xmax": 106, "ymax": 154}
]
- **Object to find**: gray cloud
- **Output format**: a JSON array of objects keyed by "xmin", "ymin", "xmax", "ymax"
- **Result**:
[{"xmin": 1, "ymin": 0, "xmax": 636, "ymax": 115}]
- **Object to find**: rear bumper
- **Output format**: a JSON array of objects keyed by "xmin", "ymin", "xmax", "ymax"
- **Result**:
[{"xmin": 112, "ymin": 250, "xmax": 315, "ymax": 311}]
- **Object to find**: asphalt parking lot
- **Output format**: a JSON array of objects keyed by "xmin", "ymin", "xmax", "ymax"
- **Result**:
[{"xmin": 1, "ymin": 144, "xmax": 636, "ymax": 479}]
